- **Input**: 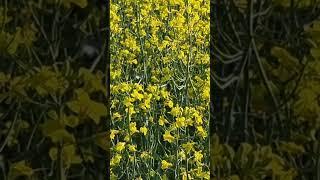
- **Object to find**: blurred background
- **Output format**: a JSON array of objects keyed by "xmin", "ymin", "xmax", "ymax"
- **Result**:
[
  {"xmin": 0, "ymin": 0, "xmax": 108, "ymax": 179},
  {"xmin": 211, "ymin": 0, "xmax": 320, "ymax": 179}
]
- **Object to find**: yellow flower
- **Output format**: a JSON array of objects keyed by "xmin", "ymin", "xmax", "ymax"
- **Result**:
[
  {"xmin": 196, "ymin": 126, "xmax": 207, "ymax": 138},
  {"xmin": 111, "ymin": 154, "xmax": 122, "ymax": 167},
  {"xmin": 127, "ymin": 144, "xmax": 137, "ymax": 152},
  {"xmin": 159, "ymin": 115, "xmax": 168, "ymax": 126},
  {"xmin": 112, "ymin": 112, "xmax": 121, "ymax": 121},
  {"xmin": 110, "ymin": 130, "xmax": 119, "ymax": 140},
  {"xmin": 149, "ymin": 117, "xmax": 154, "ymax": 123},
  {"xmin": 202, "ymin": 86, "xmax": 210, "ymax": 100},
  {"xmin": 194, "ymin": 150, "xmax": 203, "ymax": 162},
  {"xmin": 175, "ymin": 117, "xmax": 186, "ymax": 128},
  {"xmin": 126, "ymin": 106, "xmax": 136, "ymax": 116},
  {"xmin": 194, "ymin": 112, "xmax": 203, "ymax": 125},
  {"xmin": 140, "ymin": 151, "xmax": 150, "ymax": 159},
  {"xmin": 120, "ymin": 82, "xmax": 131, "ymax": 92},
  {"xmin": 140, "ymin": 95, "xmax": 151, "ymax": 110},
  {"xmin": 140, "ymin": 126, "xmax": 148, "ymax": 136},
  {"xmin": 181, "ymin": 171, "xmax": 193, "ymax": 180},
  {"xmin": 115, "ymin": 142, "xmax": 126, "ymax": 152},
  {"xmin": 124, "ymin": 134, "xmax": 131, "ymax": 142},
  {"xmin": 195, "ymin": 167, "xmax": 210, "ymax": 179},
  {"xmin": 147, "ymin": 85, "xmax": 158, "ymax": 93},
  {"xmin": 165, "ymin": 100, "xmax": 174, "ymax": 108},
  {"xmin": 160, "ymin": 89, "xmax": 170, "ymax": 99},
  {"xmin": 129, "ymin": 59, "xmax": 138, "ymax": 65},
  {"xmin": 170, "ymin": 106, "xmax": 181, "ymax": 117},
  {"xmin": 129, "ymin": 122, "xmax": 139, "ymax": 135},
  {"xmin": 161, "ymin": 160, "xmax": 173, "ymax": 170},
  {"xmin": 134, "ymin": 83, "xmax": 143, "ymax": 91},
  {"xmin": 182, "ymin": 142, "xmax": 195, "ymax": 154},
  {"xmin": 131, "ymin": 89, "xmax": 144, "ymax": 101},
  {"xmin": 123, "ymin": 97, "xmax": 133, "ymax": 107},
  {"xmin": 185, "ymin": 118, "xmax": 193, "ymax": 126},
  {"xmin": 178, "ymin": 150, "xmax": 186, "ymax": 160},
  {"xmin": 163, "ymin": 130, "xmax": 175, "ymax": 143},
  {"xmin": 129, "ymin": 155, "xmax": 134, "ymax": 162}
]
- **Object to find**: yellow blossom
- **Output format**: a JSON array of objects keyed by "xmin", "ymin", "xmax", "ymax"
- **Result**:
[
  {"xmin": 129, "ymin": 155, "xmax": 135, "ymax": 162},
  {"xmin": 124, "ymin": 134, "xmax": 131, "ymax": 142},
  {"xmin": 161, "ymin": 160, "xmax": 173, "ymax": 170},
  {"xmin": 123, "ymin": 97, "xmax": 133, "ymax": 107},
  {"xmin": 182, "ymin": 142, "xmax": 195, "ymax": 154},
  {"xmin": 196, "ymin": 126, "xmax": 207, "ymax": 138},
  {"xmin": 159, "ymin": 115, "xmax": 168, "ymax": 126},
  {"xmin": 178, "ymin": 150, "xmax": 186, "ymax": 160},
  {"xmin": 175, "ymin": 117, "xmax": 186, "ymax": 128},
  {"xmin": 170, "ymin": 106, "xmax": 181, "ymax": 117},
  {"xmin": 110, "ymin": 130, "xmax": 119, "ymax": 140},
  {"xmin": 112, "ymin": 112, "xmax": 121, "ymax": 121},
  {"xmin": 110, "ymin": 154, "xmax": 122, "ymax": 167},
  {"xmin": 165, "ymin": 100, "xmax": 174, "ymax": 108},
  {"xmin": 129, "ymin": 122, "xmax": 139, "ymax": 135},
  {"xmin": 131, "ymin": 89, "xmax": 144, "ymax": 101},
  {"xmin": 163, "ymin": 130, "xmax": 175, "ymax": 143},
  {"xmin": 115, "ymin": 142, "xmax": 126, "ymax": 152},
  {"xmin": 194, "ymin": 150, "xmax": 203, "ymax": 162},
  {"xmin": 127, "ymin": 144, "xmax": 137, "ymax": 152},
  {"xmin": 140, "ymin": 126, "xmax": 148, "ymax": 136},
  {"xmin": 140, "ymin": 151, "xmax": 150, "ymax": 159}
]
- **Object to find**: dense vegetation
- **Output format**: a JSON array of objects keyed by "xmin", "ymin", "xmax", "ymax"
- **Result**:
[
  {"xmin": 110, "ymin": 0, "xmax": 210, "ymax": 179},
  {"xmin": 1, "ymin": 0, "xmax": 320, "ymax": 179}
]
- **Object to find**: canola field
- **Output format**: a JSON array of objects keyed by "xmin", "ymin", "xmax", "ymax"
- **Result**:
[{"xmin": 110, "ymin": 0, "xmax": 210, "ymax": 179}]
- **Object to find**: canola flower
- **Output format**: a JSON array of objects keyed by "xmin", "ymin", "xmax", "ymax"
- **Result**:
[
  {"xmin": 161, "ymin": 160, "xmax": 173, "ymax": 170},
  {"xmin": 163, "ymin": 130, "xmax": 175, "ymax": 143},
  {"xmin": 111, "ymin": 0, "xmax": 209, "ymax": 178}
]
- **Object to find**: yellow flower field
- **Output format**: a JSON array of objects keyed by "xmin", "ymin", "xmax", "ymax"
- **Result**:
[{"xmin": 110, "ymin": 0, "xmax": 210, "ymax": 179}]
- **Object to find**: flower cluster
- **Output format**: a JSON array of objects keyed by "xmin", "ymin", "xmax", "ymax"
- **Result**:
[{"xmin": 110, "ymin": 0, "xmax": 209, "ymax": 179}]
